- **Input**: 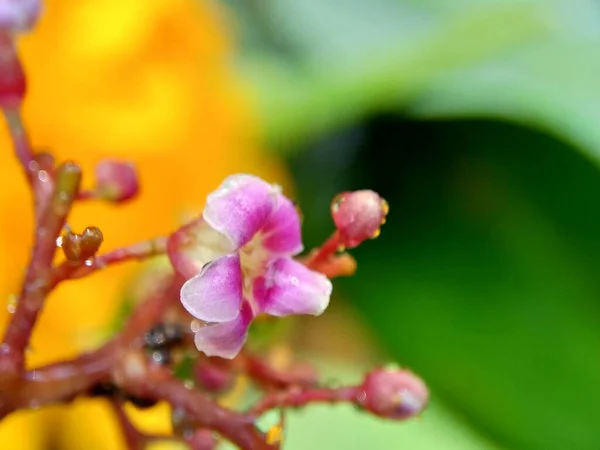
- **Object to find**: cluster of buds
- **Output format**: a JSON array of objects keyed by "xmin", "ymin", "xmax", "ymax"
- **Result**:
[{"xmin": 0, "ymin": 1, "xmax": 428, "ymax": 449}]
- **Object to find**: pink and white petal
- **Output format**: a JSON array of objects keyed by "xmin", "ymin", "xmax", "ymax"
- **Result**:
[
  {"xmin": 261, "ymin": 194, "xmax": 303, "ymax": 256},
  {"xmin": 255, "ymin": 258, "xmax": 332, "ymax": 317},
  {"xmin": 203, "ymin": 174, "xmax": 278, "ymax": 248},
  {"xmin": 194, "ymin": 302, "xmax": 254, "ymax": 359},
  {"xmin": 180, "ymin": 254, "xmax": 243, "ymax": 323},
  {"xmin": 168, "ymin": 218, "xmax": 234, "ymax": 280}
]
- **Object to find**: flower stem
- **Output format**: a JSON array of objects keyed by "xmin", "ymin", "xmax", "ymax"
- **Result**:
[
  {"xmin": 0, "ymin": 162, "xmax": 81, "ymax": 373},
  {"xmin": 249, "ymin": 385, "xmax": 361, "ymax": 416},
  {"xmin": 117, "ymin": 361, "xmax": 274, "ymax": 450},
  {"xmin": 301, "ymin": 231, "xmax": 357, "ymax": 278},
  {"xmin": 53, "ymin": 236, "xmax": 168, "ymax": 281},
  {"xmin": 242, "ymin": 353, "xmax": 318, "ymax": 390},
  {"xmin": 2, "ymin": 107, "xmax": 34, "ymax": 181},
  {"xmin": 303, "ymin": 231, "xmax": 342, "ymax": 269}
]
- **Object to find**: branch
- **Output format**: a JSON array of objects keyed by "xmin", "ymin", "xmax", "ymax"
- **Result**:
[
  {"xmin": 114, "ymin": 360, "xmax": 274, "ymax": 450},
  {"xmin": 0, "ymin": 276, "xmax": 177, "ymax": 415},
  {"xmin": 57, "ymin": 236, "xmax": 168, "ymax": 280},
  {"xmin": 242, "ymin": 353, "xmax": 318, "ymax": 390},
  {"xmin": 248, "ymin": 386, "xmax": 359, "ymax": 417},
  {"xmin": 1, "ymin": 162, "xmax": 81, "ymax": 372}
]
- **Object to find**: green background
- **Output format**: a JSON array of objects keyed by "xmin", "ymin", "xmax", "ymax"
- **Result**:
[{"xmin": 221, "ymin": 0, "xmax": 600, "ymax": 448}]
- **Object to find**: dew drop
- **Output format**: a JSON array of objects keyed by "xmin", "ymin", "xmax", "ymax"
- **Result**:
[
  {"xmin": 190, "ymin": 320, "xmax": 201, "ymax": 333},
  {"xmin": 37, "ymin": 170, "xmax": 49, "ymax": 183},
  {"xmin": 356, "ymin": 390, "xmax": 367, "ymax": 403},
  {"xmin": 151, "ymin": 351, "xmax": 164, "ymax": 364},
  {"xmin": 183, "ymin": 380, "xmax": 194, "ymax": 390},
  {"xmin": 56, "ymin": 236, "xmax": 63, "ymax": 247},
  {"xmin": 84, "ymin": 259, "xmax": 93, "ymax": 267},
  {"xmin": 28, "ymin": 160, "xmax": 39, "ymax": 172},
  {"xmin": 0, "ymin": 343, "xmax": 11, "ymax": 354}
]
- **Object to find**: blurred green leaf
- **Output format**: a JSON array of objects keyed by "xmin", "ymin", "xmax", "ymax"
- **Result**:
[
  {"xmin": 228, "ymin": 0, "xmax": 600, "ymax": 167},
  {"xmin": 285, "ymin": 400, "xmax": 502, "ymax": 450},
  {"xmin": 290, "ymin": 118, "xmax": 600, "ymax": 449}
]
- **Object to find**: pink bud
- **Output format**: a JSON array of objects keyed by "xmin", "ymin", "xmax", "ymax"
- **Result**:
[
  {"xmin": 0, "ymin": 0, "xmax": 41, "ymax": 33},
  {"xmin": 331, "ymin": 190, "xmax": 388, "ymax": 248},
  {"xmin": 359, "ymin": 368, "xmax": 428, "ymax": 420},
  {"xmin": 0, "ymin": 34, "xmax": 24, "ymax": 107},
  {"xmin": 95, "ymin": 159, "xmax": 139, "ymax": 202},
  {"xmin": 187, "ymin": 429, "xmax": 217, "ymax": 450}
]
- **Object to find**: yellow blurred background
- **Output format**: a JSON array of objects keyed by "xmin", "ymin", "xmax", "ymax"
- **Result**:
[{"xmin": 0, "ymin": 0, "xmax": 287, "ymax": 447}]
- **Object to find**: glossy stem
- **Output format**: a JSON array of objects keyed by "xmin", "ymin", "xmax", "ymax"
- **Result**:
[
  {"xmin": 2, "ymin": 107, "xmax": 35, "ymax": 185},
  {"xmin": 0, "ymin": 162, "xmax": 81, "ymax": 372},
  {"xmin": 53, "ymin": 236, "xmax": 168, "ymax": 281},
  {"xmin": 303, "ymin": 231, "xmax": 341, "ymax": 269},
  {"xmin": 249, "ymin": 385, "xmax": 360, "ymax": 417}
]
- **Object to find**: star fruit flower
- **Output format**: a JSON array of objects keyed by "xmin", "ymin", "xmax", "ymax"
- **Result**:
[{"xmin": 168, "ymin": 174, "xmax": 333, "ymax": 359}]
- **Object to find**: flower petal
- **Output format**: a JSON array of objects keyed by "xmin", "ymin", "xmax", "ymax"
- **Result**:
[
  {"xmin": 168, "ymin": 218, "xmax": 234, "ymax": 280},
  {"xmin": 261, "ymin": 194, "xmax": 303, "ymax": 255},
  {"xmin": 194, "ymin": 301, "xmax": 254, "ymax": 359},
  {"xmin": 254, "ymin": 258, "xmax": 332, "ymax": 317},
  {"xmin": 180, "ymin": 254, "xmax": 242, "ymax": 323},
  {"xmin": 203, "ymin": 174, "xmax": 278, "ymax": 248}
]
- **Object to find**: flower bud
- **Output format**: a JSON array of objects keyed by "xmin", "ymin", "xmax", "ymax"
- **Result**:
[
  {"xmin": 187, "ymin": 429, "xmax": 217, "ymax": 450},
  {"xmin": 331, "ymin": 190, "xmax": 388, "ymax": 248},
  {"xmin": 359, "ymin": 368, "xmax": 428, "ymax": 420},
  {"xmin": 95, "ymin": 159, "xmax": 139, "ymax": 202},
  {"xmin": 61, "ymin": 226, "xmax": 103, "ymax": 262},
  {"xmin": 0, "ymin": 35, "xmax": 24, "ymax": 107}
]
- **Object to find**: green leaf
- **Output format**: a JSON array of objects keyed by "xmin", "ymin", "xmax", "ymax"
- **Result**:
[
  {"xmin": 284, "ymin": 400, "xmax": 502, "ymax": 450},
  {"xmin": 228, "ymin": 0, "xmax": 600, "ymax": 167},
  {"xmin": 228, "ymin": 1, "xmax": 547, "ymax": 149},
  {"xmin": 290, "ymin": 118, "xmax": 600, "ymax": 449}
]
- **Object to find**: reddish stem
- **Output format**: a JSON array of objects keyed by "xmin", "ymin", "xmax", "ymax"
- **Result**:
[
  {"xmin": 249, "ymin": 385, "xmax": 360, "ymax": 417},
  {"xmin": 303, "ymin": 231, "xmax": 342, "ymax": 270},
  {"xmin": 242, "ymin": 353, "xmax": 318, "ymax": 390},
  {"xmin": 116, "ymin": 361, "xmax": 274, "ymax": 450},
  {"xmin": 0, "ymin": 275, "xmax": 177, "ymax": 415},
  {"xmin": 110, "ymin": 401, "xmax": 178, "ymax": 449},
  {"xmin": 59, "ymin": 236, "xmax": 168, "ymax": 280},
  {"xmin": 1, "ymin": 162, "xmax": 81, "ymax": 372},
  {"xmin": 2, "ymin": 107, "xmax": 35, "ymax": 185}
]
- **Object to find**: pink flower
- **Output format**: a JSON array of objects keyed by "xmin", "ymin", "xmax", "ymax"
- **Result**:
[{"xmin": 168, "ymin": 174, "xmax": 332, "ymax": 359}]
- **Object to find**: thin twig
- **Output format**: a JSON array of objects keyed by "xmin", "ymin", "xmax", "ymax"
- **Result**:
[
  {"xmin": 57, "ymin": 236, "xmax": 168, "ymax": 280},
  {"xmin": 1, "ymin": 162, "xmax": 81, "ymax": 372},
  {"xmin": 249, "ymin": 386, "xmax": 360, "ymax": 417}
]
